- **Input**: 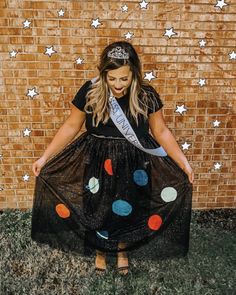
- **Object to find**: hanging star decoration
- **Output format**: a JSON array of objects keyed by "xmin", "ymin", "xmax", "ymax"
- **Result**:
[
  {"xmin": 26, "ymin": 87, "xmax": 39, "ymax": 99},
  {"xmin": 199, "ymin": 39, "xmax": 207, "ymax": 48},
  {"xmin": 122, "ymin": 5, "xmax": 128, "ymax": 12},
  {"xmin": 198, "ymin": 78, "xmax": 206, "ymax": 87},
  {"xmin": 144, "ymin": 71, "xmax": 156, "ymax": 81},
  {"xmin": 214, "ymin": 162, "xmax": 222, "ymax": 170},
  {"xmin": 229, "ymin": 51, "xmax": 236, "ymax": 60},
  {"xmin": 23, "ymin": 128, "xmax": 31, "ymax": 137},
  {"xmin": 139, "ymin": 0, "xmax": 149, "ymax": 9},
  {"xmin": 213, "ymin": 120, "xmax": 221, "ymax": 127},
  {"xmin": 214, "ymin": 0, "xmax": 228, "ymax": 10},
  {"xmin": 23, "ymin": 19, "xmax": 31, "ymax": 28},
  {"xmin": 76, "ymin": 57, "xmax": 84, "ymax": 65},
  {"xmin": 91, "ymin": 18, "xmax": 101, "ymax": 29},
  {"xmin": 9, "ymin": 50, "xmax": 18, "ymax": 58},
  {"xmin": 124, "ymin": 31, "xmax": 134, "ymax": 40},
  {"xmin": 58, "ymin": 9, "xmax": 65, "ymax": 17},
  {"xmin": 163, "ymin": 27, "xmax": 177, "ymax": 39},
  {"xmin": 175, "ymin": 105, "xmax": 187, "ymax": 115},
  {"xmin": 182, "ymin": 142, "xmax": 191, "ymax": 150},
  {"xmin": 44, "ymin": 46, "xmax": 57, "ymax": 57},
  {"xmin": 23, "ymin": 174, "xmax": 30, "ymax": 182}
]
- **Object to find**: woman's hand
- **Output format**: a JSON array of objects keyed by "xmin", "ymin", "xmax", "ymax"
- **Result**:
[
  {"xmin": 182, "ymin": 162, "xmax": 194, "ymax": 184},
  {"xmin": 32, "ymin": 156, "xmax": 48, "ymax": 177}
]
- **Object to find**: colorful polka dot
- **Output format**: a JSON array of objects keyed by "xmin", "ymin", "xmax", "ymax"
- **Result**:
[
  {"xmin": 104, "ymin": 159, "xmax": 113, "ymax": 175},
  {"xmin": 161, "ymin": 187, "xmax": 177, "ymax": 202},
  {"xmin": 55, "ymin": 203, "xmax": 70, "ymax": 218},
  {"xmin": 112, "ymin": 199, "xmax": 133, "ymax": 216},
  {"xmin": 133, "ymin": 169, "xmax": 148, "ymax": 186},
  {"xmin": 148, "ymin": 214, "xmax": 162, "ymax": 230},
  {"xmin": 86, "ymin": 177, "xmax": 99, "ymax": 194},
  {"xmin": 96, "ymin": 230, "xmax": 109, "ymax": 239}
]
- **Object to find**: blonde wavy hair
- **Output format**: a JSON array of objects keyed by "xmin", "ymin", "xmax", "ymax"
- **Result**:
[{"xmin": 84, "ymin": 41, "xmax": 154, "ymax": 127}]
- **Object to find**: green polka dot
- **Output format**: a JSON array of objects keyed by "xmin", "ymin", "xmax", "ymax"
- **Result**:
[{"xmin": 161, "ymin": 187, "xmax": 177, "ymax": 202}]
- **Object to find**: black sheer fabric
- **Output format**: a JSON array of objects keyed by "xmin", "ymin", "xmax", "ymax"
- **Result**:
[{"xmin": 31, "ymin": 83, "xmax": 193, "ymax": 260}]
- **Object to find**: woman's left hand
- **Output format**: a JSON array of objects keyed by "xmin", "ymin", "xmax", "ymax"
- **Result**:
[{"xmin": 182, "ymin": 162, "xmax": 194, "ymax": 184}]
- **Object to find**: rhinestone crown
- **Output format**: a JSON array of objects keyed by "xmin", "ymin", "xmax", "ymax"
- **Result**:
[{"xmin": 107, "ymin": 46, "xmax": 129, "ymax": 60}]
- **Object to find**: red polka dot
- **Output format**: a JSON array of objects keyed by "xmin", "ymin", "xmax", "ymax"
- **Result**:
[
  {"xmin": 55, "ymin": 204, "xmax": 70, "ymax": 218},
  {"xmin": 148, "ymin": 214, "xmax": 162, "ymax": 231},
  {"xmin": 104, "ymin": 159, "xmax": 113, "ymax": 175}
]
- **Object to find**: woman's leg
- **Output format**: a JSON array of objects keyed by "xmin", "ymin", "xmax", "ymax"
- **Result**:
[
  {"xmin": 95, "ymin": 249, "xmax": 106, "ymax": 272},
  {"xmin": 117, "ymin": 242, "xmax": 129, "ymax": 275}
]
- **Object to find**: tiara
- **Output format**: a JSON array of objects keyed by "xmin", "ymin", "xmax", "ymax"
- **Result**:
[{"xmin": 107, "ymin": 46, "xmax": 129, "ymax": 60}]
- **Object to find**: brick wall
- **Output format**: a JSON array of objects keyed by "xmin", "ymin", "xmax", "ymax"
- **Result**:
[{"xmin": 0, "ymin": 0, "xmax": 235, "ymax": 210}]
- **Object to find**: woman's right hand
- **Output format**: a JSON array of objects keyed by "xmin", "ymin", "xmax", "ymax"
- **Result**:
[{"xmin": 32, "ymin": 156, "xmax": 48, "ymax": 177}]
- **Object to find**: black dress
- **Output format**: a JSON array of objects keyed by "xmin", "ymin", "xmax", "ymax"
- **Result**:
[{"xmin": 31, "ymin": 81, "xmax": 193, "ymax": 260}]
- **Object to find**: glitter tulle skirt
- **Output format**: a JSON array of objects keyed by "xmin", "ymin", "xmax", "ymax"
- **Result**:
[{"xmin": 31, "ymin": 131, "xmax": 193, "ymax": 260}]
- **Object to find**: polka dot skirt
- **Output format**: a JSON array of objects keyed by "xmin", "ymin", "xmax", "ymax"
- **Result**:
[{"xmin": 31, "ymin": 131, "xmax": 193, "ymax": 259}]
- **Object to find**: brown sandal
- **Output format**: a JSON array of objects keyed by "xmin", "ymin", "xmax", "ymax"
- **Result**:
[
  {"xmin": 95, "ymin": 250, "xmax": 107, "ymax": 273},
  {"xmin": 117, "ymin": 252, "xmax": 129, "ymax": 275}
]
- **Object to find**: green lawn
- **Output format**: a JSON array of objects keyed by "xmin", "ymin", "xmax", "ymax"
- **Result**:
[{"xmin": 0, "ymin": 208, "xmax": 235, "ymax": 295}]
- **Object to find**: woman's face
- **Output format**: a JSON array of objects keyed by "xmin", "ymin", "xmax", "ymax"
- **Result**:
[{"xmin": 106, "ymin": 65, "xmax": 133, "ymax": 97}]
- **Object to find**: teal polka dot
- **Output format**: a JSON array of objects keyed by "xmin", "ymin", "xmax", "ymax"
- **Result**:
[
  {"xmin": 133, "ymin": 169, "xmax": 148, "ymax": 186},
  {"xmin": 96, "ymin": 230, "xmax": 109, "ymax": 239},
  {"xmin": 112, "ymin": 200, "xmax": 132, "ymax": 216}
]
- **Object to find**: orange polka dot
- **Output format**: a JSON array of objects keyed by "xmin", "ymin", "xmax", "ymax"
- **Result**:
[
  {"xmin": 55, "ymin": 203, "xmax": 70, "ymax": 218},
  {"xmin": 148, "ymin": 214, "xmax": 162, "ymax": 231},
  {"xmin": 104, "ymin": 159, "xmax": 113, "ymax": 175}
]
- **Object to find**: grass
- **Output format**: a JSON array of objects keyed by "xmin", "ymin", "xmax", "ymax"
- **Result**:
[{"xmin": 0, "ymin": 208, "xmax": 235, "ymax": 295}]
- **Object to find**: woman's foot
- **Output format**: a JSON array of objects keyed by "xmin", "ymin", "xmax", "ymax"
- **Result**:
[
  {"xmin": 95, "ymin": 250, "xmax": 106, "ymax": 273},
  {"xmin": 117, "ymin": 242, "xmax": 129, "ymax": 275}
]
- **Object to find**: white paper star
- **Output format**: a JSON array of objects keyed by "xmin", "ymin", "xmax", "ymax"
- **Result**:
[
  {"xmin": 215, "ymin": 0, "xmax": 228, "ymax": 9},
  {"xmin": 9, "ymin": 50, "xmax": 18, "ymax": 58},
  {"xmin": 139, "ymin": 0, "xmax": 148, "ymax": 9},
  {"xmin": 0, "ymin": 154, "xmax": 3, "ymax": 160},
  {"xmin": 23, "ymin": 128, "xmax": 31, "ymax": 137},
  {"xmin": 26, "ymin": 87, "xmax": 39, "ymax": 98},
  {"xmin": 229, "ymin": 51, "xmax": 236, "ymax": 60},
  {"xmin": 175, "ymin": 105, "xmax": 187, "ymax": 115},
  {"xmin": 213, "ymin": 120, "xmax": 221, "ymax": 127},
  {"xmin": 58, "ymin": 9, "xmax": 65, "ymax": 17},
  {"xmin": 198, "ymin": 78, "xmax": 206, "ymax": 87},
  {"xmin": 91, "ymin": 18, "xmax": 101, "ymax": 29},
  {"xmin": 23, "ymin": 174, "xmax": 30, "ymax": 182},
  {"xmin": 76, "ymin": 57, "xmax": 84, "ymax": 65},
  {"xmin": 124, "ymin": 31, "xmax": 134, "ymax": 40},
  {"xmin": 144, "ymin": 71, "xmax": 156, "ymax": 81},
  {"xmin": 182, "ymin": 142, "xmax": 191, "ymax": 150},
  {"xmin": 122, "ymin": 5, "xmax": 128, "ymax": 12},
  {"xmin": 44, "ymin": 46, "xmax": 57, "ymax": 57},
  {"xmin": 199, "ymin": 39, "xmax": 207, "ymax": 47},
  {"xmin": 214, "ymin": 162, "xmax": 222, "ymax": 170},
  {"xmin": 164, "ymin": 27, "xmax": 177, "ymax": 39},
  {"xmin": 23, "ymin": 19, "xmax": 31, "ymax": 28}
]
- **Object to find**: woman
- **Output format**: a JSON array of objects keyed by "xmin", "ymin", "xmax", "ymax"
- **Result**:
[{"xmin": 32, "ymin": 41, "xmax": 194, "ymax": 276}]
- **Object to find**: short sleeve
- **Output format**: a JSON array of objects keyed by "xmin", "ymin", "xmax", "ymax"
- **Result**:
[
  {"xmin": 146, "ymin": 85, "xmax": 164, "ymax": 115},
  {"xmin": 71, "ymin": 80, "xmax": 92, "ymax": 112}
]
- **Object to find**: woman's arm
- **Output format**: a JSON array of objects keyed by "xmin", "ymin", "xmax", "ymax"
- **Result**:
[
  {"xmin": 148, "ymin": 110, "xmax": 189, "ymax": 170},
  {"xmin": 42, "ymin": 104, "xmax": 86, "ymax": 161}
]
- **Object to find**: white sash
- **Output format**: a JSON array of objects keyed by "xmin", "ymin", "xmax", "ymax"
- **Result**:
[
  {"xmin": 108, "ymin": 92, "xmax": 167, "ymax": 157},
  {"xmin": 90, "ymin": 78, "xmax": 167, "ymax": 157}
]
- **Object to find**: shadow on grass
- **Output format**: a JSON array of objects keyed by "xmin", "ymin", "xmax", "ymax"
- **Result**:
[{"xmin": 0, "ymin": 208, "xmax": 235, "ymax": 295}]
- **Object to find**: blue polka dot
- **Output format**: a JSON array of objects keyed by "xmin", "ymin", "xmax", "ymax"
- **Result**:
[
  {"xmin": 112, "ymin": 200, "xmax": 132, "ymax": 216},
  {"xmin": 133, "ymin": 169, "xmax": 148, "ymax": 186},
  {"xmin": 96, "ymin": 230, "xmax": 109, "ymax": 239}
]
